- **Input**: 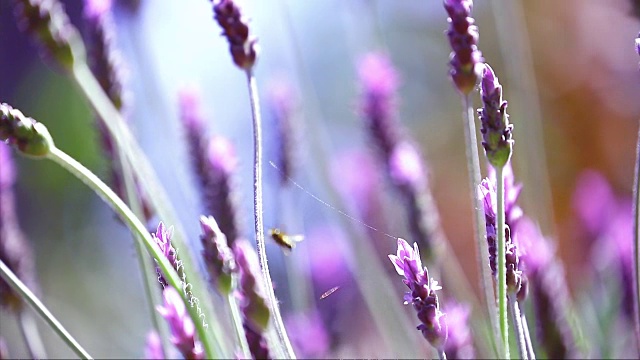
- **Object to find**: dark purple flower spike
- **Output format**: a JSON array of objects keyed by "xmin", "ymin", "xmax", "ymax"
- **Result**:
[
  {"xmin": 444, "ymin": 0, "xmax": 483, "ymax": 95},
  {"xmin": 389, "ymin": 238, "xmax": 448, "ymax": 352},
  {"xmin": 157, "ymin": 287, "xmax": 204, "ymax": 360},
  {"xmin": 212, "ymin": 0, "xmax": 258, "ymax": 70},
  {"xmin": 478, "ymin": 64, "xmax": 513, "ymax": 169}
]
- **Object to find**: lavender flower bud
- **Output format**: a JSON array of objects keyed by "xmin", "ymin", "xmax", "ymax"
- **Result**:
[
  {"xmin": 444, "ymin": 0, "xmax": 483, "ymax": 95},
  {"xmin": 157, "ymin": 287, "xmax": 204, "ymax": 360},
  {"xmin": 14, "ymin": 0, "xmax": 85, "ymax": 70},
  {"xmin": 519, "ymin": 218, "xmax": 578, "ymax": 359},
  {"xmin": 478, "ymin": 64, "xmax": 513, "ymax": 169},
  {"xmin": 212, "ymin": 0, "xmax": 258, "ymax": 70},
  {"xmin": 152, "ymin": 222, "xmax": 178, "ymax": 288},
  {"xmin": 478, "ymin": 178, "xmax": 524, "ymax": 295},
  {"xmin": 179, "ymin": 90, "xmax": 241, "ymax": 245},
  {"xmin": 443, "ymin": 304, "xmax": 475, "ymax": 359},
  {"xmin": 233, "ymin": 239, "xmax": 271, "ymax": 359},
  {"xmin": 389, "ymin": 238, "xmax": 448, "ymax": 350},
  {"xmin": 0, "ymin": 103, "xmax": 54, "ymax": 158},
  {"xmin": 0, "ymin": 143, "xmax": 38, "ymax": 311},
  {"xmin": 268, "ymin": 80, "xmax": 297, "ymax": 185},
  {"xmin": 358, "ymin": 53, "xmax": 401, "ymax": 159},
  {"xmin": 144, "ymin": 330, "xmax": 165, "ymax": 360},
  {"xmin": 489, "ymin": 161, "xmax": 523, "ymax": 231},
  {"xmin": 199, "ymin": 215, "xmax": 234, "ymax": 294}
]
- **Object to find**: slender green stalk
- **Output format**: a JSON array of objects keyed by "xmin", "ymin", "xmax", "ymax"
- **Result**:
[
  {"xmin": 46, "ymin": 147, "xmax": 217, "ymax": 359},
  {"xmin": 496, "ymin": 166, "xmax": 509, "ymax": 359},
  {"xmin": 119, "ymin": 155, "xmax": 170, "ymax": 357},
  {"xmin": 520, "ymin": 309, "xmax": 536, "ymax": 360},
  {"xmin": 462, "ymin": 95, "xmax": 500, "ymax": 355},
  {"xmin": 69, "ymin": 61, "xmax": 228, "ymax": 356},
  {"xmin": 228, "ymin": 291, "xmax": 252, "ymax": 359},
  {"xmin": 509, "ymin": 296, "xmax": 527, "ymax": 360},
  {"xmin": 17, "ymin": 309, "xmax": 47, "ymax": 359},
  {"xmin": 633, "ymin": 119, "xmax": 640, "ymax": 356},
  {"xmin": 0, "ymin": 260, "xmax": 92, "ymax": 359},
  {"xmin": 245, "ymin": 70, "xmax": 296, "ymax": 359}
]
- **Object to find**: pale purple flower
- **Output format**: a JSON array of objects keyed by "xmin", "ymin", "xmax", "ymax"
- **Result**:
[
  {"xmin": 152, "ymin": 222, "xmax": 177, "ymax": 287},
  {"xmin": 389, "ymin": 238, "xmax": 447, "ymax": 350},
  {"xmin": 157, "ymin": 287, "xmax": 203, "ymax": 360},
  {"xmin": 443, "ymin": 304, "xmax": 475, "ymax": 359},
  {"xmin": 489, "ymin": 161, "xmax": 523, "ymax": 231},
  {"xmin": 144, "ymin": 331, "xmax": 165, "ymax": 360},
  {"xmin": 444, "ymin": 0, "xmax": 483, "ymax": 94},
  {"xmin": 200, "ymin": 215, "xmax": 234, "ymax": 295},
  {"xmin": 571, "ymin": 169, "xmax": 615, "ymax": 237},
  {"xmin": 285, "ymin": 310, "xmax": 330, "ymax": 358},
  {"xmin": 389, "ymin": 141, "xmax": 427, "ymax": 189},
  {"xmin": 268, "ymin": 79, "xmax": 298, "ymax": 185},
  {"xmin": 478, "ymin": 64, "xmax": 513, "ymax": 169}
]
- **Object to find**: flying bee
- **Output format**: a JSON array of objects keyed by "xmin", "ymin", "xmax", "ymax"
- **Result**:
[{"xmin": 268, "ymin": 228, "xmax": 304, "ymax": 253}]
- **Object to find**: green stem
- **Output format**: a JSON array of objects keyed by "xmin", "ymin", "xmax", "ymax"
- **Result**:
[
  {"xmin": 245, "ymin": 70, "xmax": 296, "ymax": 359},
  {"xmin": 228, "ymin": 291, "xmax": 252, "ymax": 359},
  {"xmin": 519, "ymin": 308, "xmax": 536, "ymax": 360},
  {"xmin": 509, "ymin": 296, "xmax": 527, "ymax": 360},
  {"xmin": 462, "ymin": 95, "xmax": 500, "ymax": 355},
  {"xmin": 496, "ymin": 166, "xmax": 509, "ymax": 359},
  {"xmin": 46, "ymin": 146, "xmax": 216, "ymax": 359},
  {"xmin": 0, "ymin": 260, "xmax": 92, "ymax": 359},
  {"xmin": 69, "ymin": 61, "xmax": 227, "ymax": 356},
  {"xmin": 17, "ymin": 308, "xmax": 47, "ymax": 359},
  {"xmin": 633, "ymin": 119, "xmax": 640, "ymax": 356}
]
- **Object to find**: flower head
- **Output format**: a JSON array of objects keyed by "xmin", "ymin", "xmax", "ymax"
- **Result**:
[
  {"xmin": 212, "ymin": 0, "xmax": 258, "ymax": 70},
  {"xmin": 200, "ymin": 215, "xmax": 234, "ymax": 294},
  {"xmin": 389, "ymin": 238, "xmax": 447, "ymax": 349},
  {"xmin": 157, "ymin": 287, "xmax": 203, "ymax": 359},
  {"xmin": 489, "ymin": 161, "xmax": 523, "ymax": 231},
  {"xmin": 152, "ymin": 222, "xmax": 178, "ymax": 287},
  {"xmin": 444, "ymin": 0, "xmax": 483, "ymax": 94},
  {"xmin": 443, "ymin": 304, "xmax": 475, "ymax": 359},
  {"xmin": 144, "ymin": 331, "xmax": 165, "ymax": 360},
  {"xmin": 478, "ymin": 64, "xmax": 513, "ymax": 169}
]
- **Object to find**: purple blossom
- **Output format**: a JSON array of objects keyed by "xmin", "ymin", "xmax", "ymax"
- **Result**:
[
  {"xmin": 285, "ymin": 310, "xmax": 329, "ymax": 358},
  {"xmin": 199, "ymin": 215, "xmax": 234, "ymax": 295},
  {"xmin": 389, "ymin": 238, "xmax": 447, "ymax": 350},
  {"xmin": 444, "ymin": 0, "xmax": 483, "ymax": 94},
  {"xmin": 212, "ymin": 0, "xmax": 258, "ymax": 70},
  {"xmin": 389, "ymin": 141, "xmax": 427, "ymax": 190},
  {"xmin": 478, "ymin": 64, "xmax": 513, "ymax": 169},
  {"xmin": 268, "ymin": 79, "xmax": 298, "ymax": 185},
  {"xmin": 152, "ymin": 222, "xmax": 178, "ymax": 287},
  {"xmin": 571, "ymin": 169, "xmax": 615, "ymax": 237},
  {"xmin": 157, "ymin": 287, "xmax": 203, "ymax": 360},
  {"xmin": 144, "ymin": 331, "xmax": 165, "ymax": 360},
  {"xmin": 489, "ymin": 161, "xmax": 523, "ymax": 231},
  {"xmin": 477, "ymin": 178, "xmax": 523, "ymax": 295},
  {"xmin": 358, "ymin": 52, "xmax": 401, "ymax": 158},
  {"xmin": 0, "ymin": 142, "xmax": 38, "ymax": 311},
  {"xmin": 443, "ymin": 304, "xmax": 475, "ymax": 359}
]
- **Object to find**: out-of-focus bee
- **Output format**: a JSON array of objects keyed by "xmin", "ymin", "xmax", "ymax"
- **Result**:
[{"xmin": 268, "ymin": 228, "xmax": 304, "ymax": 253}]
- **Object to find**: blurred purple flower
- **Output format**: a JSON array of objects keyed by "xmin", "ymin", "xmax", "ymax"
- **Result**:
[
  {"xmin": 268, "ymin": 79, "xmax": 298, "ymax": 186},
  {"xmin": 443, "ymin": 304, "xmax": 475, "ymax": 359},
  {"xmin": 144, "ymin": 330, "xmax": 165, "ymax": 360},
  {"xmin": 478, "ymin": 64, "xmax": 513, "ymax": 169},
  {"xmin": 157, "ymin": 287, "xmax": 203, "ymax": 360},
  {"xmin": 331, "ymin": 149, "xmax": 381, "ymax": 218},
  {"xmin": 285, "ymin": 310, "xmax": 330, "ymax": 358},
  {"xmin": 233, "ymin": 239, "xmax": 271, "ymax": 359},
  {"xmin": 389, "ymin": 140, "xmax": 427, "ymax": 190},
  {"xmin": 152, "ymin": 222, "xmax": 178, "ymax": 288},
  {"xmin": 200, "ymin": 215, "xmax": 234, "ymax": 295},
  {"xmin": 571, "ymin": 169, "xmax": 616, "ymax": 237},
  {"xmin": 0, "ymin": 142, "xmax": 38, "ymax": 311},
  {"xmin": 444, "ymin": 0, "xmax": 483, "ymax": 94},
  {"xmin": 389, "ymin": 238, "xmax": 447, "ymax": 350}
]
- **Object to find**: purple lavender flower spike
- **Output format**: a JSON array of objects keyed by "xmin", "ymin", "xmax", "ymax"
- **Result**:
[
  {"xmin": 179, "ymin": 89, "xmax": 242, "ymax": 244},
  {"xmin": 152, "ymin": 222, "xmax": 178, "ymax": 288},
  {"xmin": 389, "ymin": 238, "xmax": 448, "ymax": 350},
  {"xmin": 144, "ymin": 330, "xmax": 165, "ymax": 360},
  {"xmin": 478, "ymin": 178, "xmax": 523, "ymax": 295},
  {"xmin": 443, "ymin": 304, "xmax": 475, "ymax": 359},
  {"xmin": 489, "ymin": 161, "xmax": 523, "ymax": 231},
  {"xmin": 268, "ymin": 80, "xmax": 298, "ymax": 186},
  {"xmin": 233, "ymin": 239, "xmax": 271, "ymax": 359},
  {"xmin": 389, "ymin": 140, "xmax": 427, "ymax": 190},
  {"xmin": 157, "ymin": 287, "xmax": 204, "ymax": 360},
  {"xmin": 14, "ymin": 0, "xmax": 84, "ymax": 70},
  {"xmin": 0, "ymin": 143, "xmax": 38, "ymax": 311},
  {"xmin": 212, "ymin": 0, "xmax": 258, "ymax": 70},
  {"xmin": 200, "ymin": 215, "xmax": 234, "ymax": 295},
  {"xmin": 518, "ymin": 218, "xmax": 579, "ymax": 359},
  {"xmin": 444, "ymin": 0, "xmax": 483, "ymax": 95},
  {"xmin": 478, "ymin": 64, "xmax": 513, "ymax": 169},
  {"xmin": 358, "ymin": 52, "xmax": 401, "ymax": 158}
]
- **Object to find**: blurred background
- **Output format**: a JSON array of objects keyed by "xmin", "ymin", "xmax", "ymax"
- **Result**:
[{"xmin": 2, "ymin": 0, "xmax": 640, "ymax": 358}]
